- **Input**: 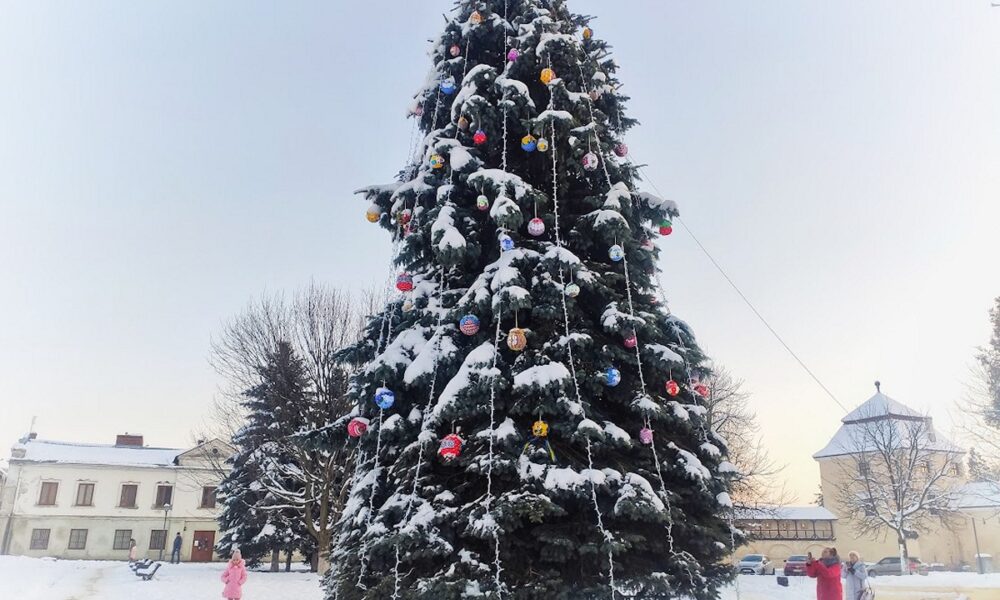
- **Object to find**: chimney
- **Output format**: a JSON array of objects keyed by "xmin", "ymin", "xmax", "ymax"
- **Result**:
[
  {"xmin": 116, "ymin": 434, "xmax": 144, "ymax": 447},
  {"xmin": 28, "ymin": 432, "xmax": 37, "ymax": 440}
]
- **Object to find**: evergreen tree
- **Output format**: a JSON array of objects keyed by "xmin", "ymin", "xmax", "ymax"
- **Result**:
[
  {"xmin": 329, "ymin": 2, "xmax": 737, "ymax": 598},
  {"xmin": 979, "ymin": 297, "xmax": 1000, "ymax": 426},
  {"xmin": 217, "ymin": 341, "xmax": 316, "ymax": 566}
]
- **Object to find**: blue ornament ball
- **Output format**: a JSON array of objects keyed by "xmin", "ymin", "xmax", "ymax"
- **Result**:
[
  {"xmin": 609, "ymin": 244, "xmax": 625, "ymax": 262},
  {"xmin": 440, "ymin": 78, "xmax": 457, "ymax": 95},
  {"xmin": 374, "ymin": 387, "xmax": 395, "ymax": 410},
  {"xmin": 459, "ymin": 315, "xmax": 480, "ymax": 335},
  {"xmin": 499, "ymin": 234, "xmax": 515, "ymax": 252},
  {"xmin": 605, "ymin": 367, "xmax": 621, "ymax": 387}
]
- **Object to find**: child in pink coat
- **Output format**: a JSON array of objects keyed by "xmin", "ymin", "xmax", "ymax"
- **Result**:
[{"xmin": 220, "ymin": 550, "xmax": 248, "ymax": 600}]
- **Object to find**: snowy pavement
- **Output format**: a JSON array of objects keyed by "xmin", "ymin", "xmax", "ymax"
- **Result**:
[{"xmin": 2, "ymin": 556, "xmax": 999, "ymax": 599}]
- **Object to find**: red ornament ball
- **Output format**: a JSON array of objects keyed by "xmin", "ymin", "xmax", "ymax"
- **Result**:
[
  {"xmin": 614, "ymin": 143, "xmax": 629, "ymax": 157},
  {"xmin": 473, "ymin": 129, "xmax": 487, "ymax": 145},
  {"xmin": 347, "ymin": 417, "xmax": 369, "ymax": 438},
  {"xmin": 396, "ymin": 273, "xmax": 414, "ymax": 292},
  {"xmin": 665, "ymin": 379, "xmax": 680, "ymax": 396},
  {"xmin": 694, "ymin": 383, "xmax": 710, "ymax": 398},
  {"xmin": 438, "ymin": 433, "xmax": 464, "ymax": 461},
  {"xmin": 659, "ymin": 220, "xmax": 673, "ymax": 236},
  {"xmin": 623, "ymin": 334, "xmax": 638, "ymax": 349}
]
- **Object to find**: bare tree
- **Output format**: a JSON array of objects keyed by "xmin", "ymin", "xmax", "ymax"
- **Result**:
[
  {"xmin": 958, "ymin": 297, "xmax": 1000, "ymax": 479},
  {"xmin": 701, "ymin": 366, "xmax": 789, "ymax": 510},
  {"xmin": 832, "ymin": 406, "xmax": 963, "ymax": 574},
  {"xmin": 209, "ymin": 282, "xmax": 385, "ymax": 574}
]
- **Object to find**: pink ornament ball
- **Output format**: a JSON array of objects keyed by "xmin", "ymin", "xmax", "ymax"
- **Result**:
[
  {"xmin": 624, "ymin": 334, "xmax": 638, "ymax": 349},
  {"xmin": 450, "ymin": 44, "xmax": 462, "ymax": 57},
  {"xmin": 528, "ymin": 217, "xmax": 545, "ymax": 236},
  {"xmin": 507, "ymin": 48, "xmax": 520, "ymax": 62},
  {"xmin": 694, "ymin": 383, "xmax": 710, "ymax": 398},
  {"xmin": 473, "ymin": 129, "xmax": 487, "ymax": 145},
  {"xmin": 614, "ymin": 143, "xmax": 629, "ymax": 157},
  {"xmin": 347, "ymin": 417, "xmax": 369, "ymax": 438},
  {"xmin": 639, "ymin": 427, "xmax": 654, "ymax": 445}
]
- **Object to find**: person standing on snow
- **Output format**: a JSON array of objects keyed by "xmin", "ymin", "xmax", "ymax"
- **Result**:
[
  {"xmin": 221, "ymin": 549, "xmax": 248, "ymax": 600},
  {"xmin": 806, "ymin": 547, "xmax": 843, "ymax": 600},
  {"xmin": 843, "ymin": 551, "xmax": 871, "ymax": 600},
  {"xmin": 171, "ymin": 532, "xmax": 183, "ymax": 564},
  {"xmin": 128, "ymin": 538, "xmax": 138, "ymax": 563}
]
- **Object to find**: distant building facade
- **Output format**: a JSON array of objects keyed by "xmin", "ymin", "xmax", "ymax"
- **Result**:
[
  {"xmin": 736, "ymin": 506, "xmax": 838, "ymax": 560},
  {"xmin": 0, "ymin": 434, "xmax": 233, "ymax": 562},
  {"xmin": 815, "ymin": 390, "xmax": 1000, "ymax": 569}
]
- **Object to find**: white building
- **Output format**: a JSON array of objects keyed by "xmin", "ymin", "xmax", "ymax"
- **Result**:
[{"xmin": 0, "ymin": 433, "xmax": 233, "ymax": 562}]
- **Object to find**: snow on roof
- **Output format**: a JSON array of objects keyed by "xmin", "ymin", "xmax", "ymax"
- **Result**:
[
  {"xmin": 737, "ymin": 506, "xmax": 838, "ymax": 521},
  {"xmin": 11, "ymin": 439, "xmax": 183, "ymax": 467},
  {"xmin": 842, "ymin": 391, "xmax": 923, "ymax": 423},
  {"xmin": 814, "ymin": 390, "xmax": 961, "ymax": 459},
  {"xmin": 953, "ymin": 482, "xmax": 1000, "ymax": 510}
]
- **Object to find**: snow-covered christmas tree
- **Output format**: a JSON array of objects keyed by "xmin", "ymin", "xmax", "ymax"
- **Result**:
[{"xmin": 329, "ymin": 1, "xmax": 738, "ymax": 598}]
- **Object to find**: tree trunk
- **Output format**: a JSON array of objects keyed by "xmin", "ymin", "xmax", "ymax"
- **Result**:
[
  {"xmin": 315, "ymin": 530, "xmax": 331, "ymax": 576},
  {"xmin": 270, "ymin": 548, "xmax": 280, "ymax": 572},
  {"xmin": 898, "ymin": 533, "xmax": 908, "ymax": 575},
  {"xmin": 285, "ymin": 550, "xmax": 292, "ymax": 572}
]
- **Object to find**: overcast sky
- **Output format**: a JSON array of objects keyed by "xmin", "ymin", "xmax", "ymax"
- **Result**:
[{"xmin": 0, "ymin": 1, "xmax": 997, "ymax": 501}]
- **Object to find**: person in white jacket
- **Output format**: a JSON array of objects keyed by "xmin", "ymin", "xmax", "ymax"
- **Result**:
[{"xmin": 842, "ymin": 551, "xmax": 870, "ymax": 600}]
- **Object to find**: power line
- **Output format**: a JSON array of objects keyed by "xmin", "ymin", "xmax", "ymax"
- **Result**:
[{"xmin": 636, "ymin": 165, "xmax": 850, "ymax": 414}]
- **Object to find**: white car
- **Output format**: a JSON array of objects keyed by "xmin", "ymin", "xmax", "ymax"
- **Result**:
[{"xmin": 736, "ymin": 554, "xmax": 775, "ymax": 575}]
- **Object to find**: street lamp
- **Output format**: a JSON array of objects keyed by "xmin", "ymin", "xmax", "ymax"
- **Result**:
[{"xmin": 159, "ymin": 503, "xmax": 172, "ymax": 561}]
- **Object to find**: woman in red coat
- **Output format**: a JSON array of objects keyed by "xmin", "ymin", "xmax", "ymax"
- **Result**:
[{"xmin": 806, "ymin": 547, "xmax": 843, "ymax": 600}]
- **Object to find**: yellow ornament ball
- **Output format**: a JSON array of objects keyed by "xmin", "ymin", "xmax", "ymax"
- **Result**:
[
  {"xmin": 469, "ymin": 10, "xmax": 483, "ymax": 25},
  {"xmin": 429, "ymin": 154, "xmax": 446, "ymax": 169},
  {"xmin": 540, "ymin": 67, "xmax": 556, "ymax": 85},
  {"xmin": 507, "ymin": 327, "xmax": 527, "ymax": 352},
  {"xmin": 365, "ymin": 205, "xmax": 380, "ymax": 223},
  {"xmin": 536, "ymin": 138, "xmax": 550, "ymax": 152},
  {"xmin": 532, "ymin": 419, "xmax": 549, "ymax": 438},
  {"xmin": 583, "ymin": 27, "xmax": 593, "ymax": 40}
]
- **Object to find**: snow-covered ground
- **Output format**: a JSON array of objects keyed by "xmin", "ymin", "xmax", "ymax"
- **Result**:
[{"xmin": 2, "ymin": 556, "xmax": 999, "ymax": 600}]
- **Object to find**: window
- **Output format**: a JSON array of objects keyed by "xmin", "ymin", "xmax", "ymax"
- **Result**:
[
  {"xmin": 38, "ymin": 482, "xmax": 58, "ymax": 506},
  {"xmin": 154, "ymin": 485, "xmax": 173, "ymax": 508},
  {"xmin": 68, "ymin": 529, "xmax": 88, "ymax": 550},
  {"xmin": 75, "ymin": 483, "xmax": 95, "ymax": 506},
  {"xmin": 120, "ymin": 484, "xmax": 138, "ymax": 508},
  {"xmin": 201, "ymin": 486, "xmax": 217, "ymax": 509},
  {"xmin": 858, "ymin": 461, "xmax": 869, "ymax": 476},
  {"xmin": 113, "ymin": 529, "xmax": 133, "ymax": 550},
  {"xmin": 149, "ymin": 530, "xmax": 167, "ymax": 550},
  {"xmin": 29, "ymin": 529, "xmax": 50, "ymax": 550}
]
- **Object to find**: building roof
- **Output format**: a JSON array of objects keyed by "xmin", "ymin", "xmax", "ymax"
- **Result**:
[
  {"xmin": 814, "ymin": 390, "xmax": 962, "ymax": 459},
  {"xmin": 953, "ymin": 482, "xmax": 1000, "ymax": 510},
  {"xmin": 11, "ymin": 439, "xmax": 184, "ymax": 467},
  {"xmin": 737, "ymin": 506, "xmax": 838, "ymax": 521},
  {"xmin": 842, "ymin": 391, "xmax": 924, "ymax": 423}
]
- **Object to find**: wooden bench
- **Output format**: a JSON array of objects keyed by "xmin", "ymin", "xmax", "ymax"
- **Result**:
[
  {"xmin": 129, "ymin": 559, "xmax": 154, "ymax": 572},
  {"xmin": 134, "ymin": 562, "xmax": 162, "ymax": 581}
]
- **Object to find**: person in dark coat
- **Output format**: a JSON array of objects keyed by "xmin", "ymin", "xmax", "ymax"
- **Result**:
[
  {"xmin": 171, "ymin": 532, "xmax": 183, "ymax": 564},
  {"xmin": 806, "ymin": 547, "xmax": 843, "ymax": 600}
]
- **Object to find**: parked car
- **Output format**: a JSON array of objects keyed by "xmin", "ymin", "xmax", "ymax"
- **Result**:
[
  {"xmin": 867, "ymin": 556, "xmax": 927, "ymax": 576},
  {"xmin": 736, "ymin": 554, "xmax": 775, "ymax": 575},
  {"xmin": 782, "ymin": 555, "xmax": 809, "ymax": 576}
]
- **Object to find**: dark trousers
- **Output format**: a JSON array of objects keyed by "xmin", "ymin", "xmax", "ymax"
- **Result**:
[{"xmin": 171, "ymin": 549, "xmax": 181, "ymax": 564}]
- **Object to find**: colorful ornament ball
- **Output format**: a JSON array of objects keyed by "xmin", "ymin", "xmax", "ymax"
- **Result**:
[
  {"xmin": 507, "ymin": 328, "xmax": 527, "ymax": 352},
  {"xmin": 459, "ymin": 314, "xmax": 480, "ymax": 336},
  {"xmin": 623, "ymin": 334, "xmax": 638, "ymax": 349},
  {"xmin": 347, "ymin": 417, "xmax": 369, "ymax": 438},
  {"xmin": 374, "ymin": 387, "xmax": 395, "ymax": 410},
  {"xmin": 583, "ymin": 26, "xmax": 593, "ymax": 40},
  {"xmin": 582, "ymin": 151, "xmax": 600, "ymax": 171},
  {"xmin": 639, "ymin": 427, "xmax": 654, "ymax": 445},
  {"xmin": 396, "ymin": 273, "xmax": 414, "ymax": 292},
  {"xmin": 440, "ymin": 79, "xmax": 457, "ymax": 95},
  {"xmin": 468, "ymin": 10, "xmax": 483, "ymax": 24},
  {"xmin": 694, "ymin": 383, "xmax": 710, "ymax": 398},
  {"xmin": 521, "ymin": 134, "xmax": 537, "ymax": 152},
  {"xmin": 429, "ymin": 154, "xmax": 445, "ymax": 169},
  {"xmin": 507, "ymin": 48, "xmax": 520, "ymax": 61},
  {"xmin": 499, "ymin": 234, "xmax": 515, "ymax": 252},
  {"xmin": 439, "ymin": 433, "xmax": 463, "ymax": 461},
  {"xmin": 614, "ymin": 143, "xmax": 629, "ymax": 157},
  {"xmin": 665, "ymin": 379, "xmax": 680, "ymax": 396},
  {"xmin": 458, "ymin": 116, "xmax": 470, "ymax": 131},
  {"xmin": 476, "ymin": 195, "xmax": 489, "ymax": 211},
  {"xmin": 609, "ymin": 244, "xmax": 625, "ymax": 262},
  {"xmin": 605, "ymin": 367, "xmax": 621, "ymax": 387},
  {"xmin": 532, "ymin": 419, "xmax": 549, "ymax": 438},
  {"xmin": 659, "ymin": 220, "xmax": 673, "ymax": 236},
  {"xmin": 399, "ymin": 209, "xmax": 412, "ymax": 225},
  {"xmin": 540, "ymin": 67, "xmax": 556, "ymax": 85},
  {"xmin": 536, "ymin": 138, "xmax": 550, "ymax": 152},
  {"xmin": 473, "ymin": 129, "xmax": 487, "ymax": 145},
  {"xmin": 527, "ymin": 217, "xmax": 545, "ymax": 237},
  {"xmin": 564, "ymin": 282, "xmax": 581, "ymax": 298},
  {"xmin": 449, "ymin": 44, "xmax": 461, "ymax": 57},
  {"xmin": 366, "ymin": 205, "xmax": 380, "ymax": 223}
]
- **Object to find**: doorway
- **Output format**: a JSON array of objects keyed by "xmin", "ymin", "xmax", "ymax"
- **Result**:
[{"xmin": 191, "ymin": 530, "xmax": 215, "ymax": 562}]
